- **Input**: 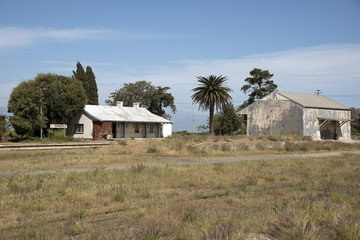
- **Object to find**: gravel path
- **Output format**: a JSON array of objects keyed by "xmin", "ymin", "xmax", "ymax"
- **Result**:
[{"xmin": 1, "ymin": 151, "xmax": 359, "ymax": 178}]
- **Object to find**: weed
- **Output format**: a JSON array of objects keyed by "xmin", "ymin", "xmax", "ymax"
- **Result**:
[
  {"xmin": 147, "ymin": 146, "xmax": 159, "ymax": 153},
  {"xmin": 183, "ymin": 211, "xmax": 197, "ymax": 222},
  {"xmin": 134, "ymin": 223, "xmax": 162, "ymax": 240},
  {"xmin": 21, "ymin": 201, "xmax": 46, "ymax": 213},
  {"xmin": 266, "ymin": 209, "xmax": 325, "ymax": 240},
  {"xmin": 131, "ymin": 163, "xmax": 146, "ymax": 174},
  {"xmin": 111, "ymin": 193, "xmax": 125, "ymax": 203},
  {"xmin": 202, "ymin": 222, "xmax": 243, "ymax": 240},
  {"xmin": 322, "ymin": 213, "xmax": 360, "ymax": 240}
]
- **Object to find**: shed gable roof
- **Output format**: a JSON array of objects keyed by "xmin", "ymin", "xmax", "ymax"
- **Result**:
[
  {"xmin": 276, "ymin": 91, "xmax": 349, "ymax": 110},
  {"xmin": 84, "ymin": 105, "xmax": 172, "ymax": 123}
]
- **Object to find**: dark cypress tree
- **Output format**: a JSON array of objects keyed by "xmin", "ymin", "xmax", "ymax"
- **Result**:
[
  {"xmin": 85, "ymin": 66, "xmax": 99, "ymax": 105},
  {"xmin": 73, "ymin": 61, "xmax": 99, "ymax": 105}
]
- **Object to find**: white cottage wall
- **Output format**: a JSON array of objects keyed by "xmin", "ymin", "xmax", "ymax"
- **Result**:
[{"xmin": 67, "ymin": 111, "xmax": 94, "ymax": 139}]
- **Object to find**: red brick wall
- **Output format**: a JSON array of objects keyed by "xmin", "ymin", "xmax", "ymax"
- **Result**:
[{"xmin": 92, "ymin": 121, "xmax": 112, "ymax": 139}]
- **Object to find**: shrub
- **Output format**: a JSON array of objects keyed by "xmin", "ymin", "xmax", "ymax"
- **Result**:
[
  {"xmin": 322, "ymin": 213, "xmax": 360, "ymax": 240},
  {"xmin": 202, "ymin": 222, "xmax": 243, "ymax": 240},
  {"xmin": 266, "ymin": 209, "xmax": 325, "ymax": 240},
  {"xmin": 131, "ymin": 163, "xmax": 146, "ymax": 174},
  {"xmin": 134, "ymin": 223, "xmax": 162, "ymax": 240}
]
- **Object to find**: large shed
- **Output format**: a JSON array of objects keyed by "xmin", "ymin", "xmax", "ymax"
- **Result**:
[
  {"xmin": 238, "ymin": 91, "xmax": 351, "ymax": 140},
  {"xmin": 67, "ymin": 102, "xmax": 172, "ymax": 139}
]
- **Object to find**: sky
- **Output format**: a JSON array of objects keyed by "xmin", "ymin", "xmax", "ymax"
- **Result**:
[{"xmin": 0, "ymin": 0, "xmax": 360, "ymax": 131}]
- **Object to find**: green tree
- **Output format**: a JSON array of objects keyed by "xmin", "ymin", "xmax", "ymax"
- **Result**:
[
  {"xmin": 106, "ymin": 81, "xmax": 176, "ymax": 118},
  {"xmin": 85, "ymin": 66, "xmax": 99, "ymax": 105},
  {"xmin": 35, "ymin": 73, "xmax": 87, "ymax": 124},
  {"xmin": 8, "ymin": 73, "xmax": 86, "ymax": 138},
  {"xmin": 191, "ymin": 75, "xmax": 233, "ymax": 135},
  {"xmin": 0, "ymin": 114, "xmax": 8, "ymax": 141},
  {"xmin": 240, "ymin": 68, "xmax": 277, "ymax": 108},
  {"xmin": 214, "ymin": 103, "xmax": 243, "ymax": 135},
  {"xmin": 8, "ymin": 80, "xmax": 46, "ymax": 138},
  {"xmin": 350, "ymin": 107, "xmax": 360, "ymax": 134},
  {"xmin": 147, "ymin": 86, "xmax": 176, "ymax": 119},
  {"xmin": 73, "ymin": 61, "xmax": 99, "ymax": 105}
]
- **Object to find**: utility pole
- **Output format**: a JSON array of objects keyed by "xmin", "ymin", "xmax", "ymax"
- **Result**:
[
  {"xmin": 192, "ymin": 103, "xmax": 195, "ymax": 136},
  {"xmin": 40, "ymin": 97, "xmax": 43, "ymax": 139},
  {"xmin": 315, "ymin": 89, "xmax": 322, "ymax": 95}
]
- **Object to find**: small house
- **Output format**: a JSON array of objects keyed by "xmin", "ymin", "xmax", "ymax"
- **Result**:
[
  {"xmin": 67, "ymin": 102, "xmax": 172, "ymax": 139},
  {"xmin": 238, "ymin": 91, "xmax": 351, "ymax": 140}
]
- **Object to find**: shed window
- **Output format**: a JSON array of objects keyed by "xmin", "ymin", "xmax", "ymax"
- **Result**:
[
  {"xmin": 134, "ymin": 123, "xmax": 139, "ymax": 133},
  {"xmin": 75, "ymin": 124, "xmax": 84, "ymax": 133},
  {"xmin": 149, "ymin": 123, "xmax": 154, "ymax": 133}
]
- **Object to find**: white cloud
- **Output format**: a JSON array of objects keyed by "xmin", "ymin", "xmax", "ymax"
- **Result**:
[
  {"xmin": 0, "ymin": 27, "xmax": 170, "ymax": 50},
  {"xmin": 96, "ymin": 43, "xmax": 360, "ymax": 108}
]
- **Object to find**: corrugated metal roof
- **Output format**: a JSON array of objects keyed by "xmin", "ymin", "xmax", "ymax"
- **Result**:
[
  {"xmin": 276, "ymin": 91, "xmax": 350, "ymax": 110},
  {"xmin": 84, "ymin": 105, "xmax": 172, "ymax": 123}
]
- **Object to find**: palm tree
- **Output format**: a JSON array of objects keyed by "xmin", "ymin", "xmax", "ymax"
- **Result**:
[{"xmin": 191, "ymin": 75, "xmax": 233, "ymax": 135}]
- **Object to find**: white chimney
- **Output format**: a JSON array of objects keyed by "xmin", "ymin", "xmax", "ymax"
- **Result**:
[
  {"xmin": 133, "ymin": 102, "xmax": 140, "ymax": 109},
  {"xmin": 117, "ymin": 101, "xmax": 123, "ymax": 109}
]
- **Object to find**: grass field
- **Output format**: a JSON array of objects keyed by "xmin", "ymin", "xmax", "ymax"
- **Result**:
[{"xmin": 0, "ymin": 136, "xmax": 360, "ymax": 239}]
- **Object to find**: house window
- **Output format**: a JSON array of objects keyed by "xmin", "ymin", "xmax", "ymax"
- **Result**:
[
  {"xmin": 149, "ymin": 123, "xmax": 154, "ymax": 133},
  {"xmin": 75, "ymin": 124, "xmax": 84, "ymax": 133},
  {"xmin": 134, "ymin": 123, "xmax": 139, "ymax": 133}
]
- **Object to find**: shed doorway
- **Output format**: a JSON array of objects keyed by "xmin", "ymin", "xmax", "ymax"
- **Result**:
[{"xmin": 318, "ymin": 119, "xmax": 342, "ymax": 140}]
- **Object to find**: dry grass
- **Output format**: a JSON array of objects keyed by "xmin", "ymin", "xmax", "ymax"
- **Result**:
[
  {"xmin": 1, "ymin": 135, "xmax": 359, "ymax": 175},
  {"xmin": 0, "ymin": 143, "xmax": 359, "ymax": 239}
]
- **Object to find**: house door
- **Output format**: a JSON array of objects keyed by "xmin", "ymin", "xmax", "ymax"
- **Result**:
[
  {"xmin": 155, "ymin": 124, "xmax": 160, "ymax": 138},
  {"xmin": 120, "ymin": 123, "xmax": 125, "ymax": 138},
  {"xmin": 142, "ymin": 123, "xmax": 147, "ymax": 138},
  {"xmin": 112, "ymin": 123, "xmax": 117, "ymax": 138}
]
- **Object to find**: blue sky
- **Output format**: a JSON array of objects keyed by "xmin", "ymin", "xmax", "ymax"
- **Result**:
[{"xmin": 1, "ymin": 0, "xmax": 360, "ymax": 130}]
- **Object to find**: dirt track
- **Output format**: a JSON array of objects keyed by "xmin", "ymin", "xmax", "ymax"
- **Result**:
[{"xmin": 1, "ymin": 150, "xmax": 359, "ymax": 178}]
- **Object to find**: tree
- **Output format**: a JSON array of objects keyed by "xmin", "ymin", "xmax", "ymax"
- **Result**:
[
  {"xmin": 85, "ymin": 66, "xmax": 99, "ymax": 105},
  {"xmin": 8, "ymin": 73, "xmax": 87, "ymax": 138},
  {"xmin": 350, "ymin": 107, "xmax": 360, "ymax": 134},
  {"xmin": 214, "ymin": 103, "xmax": 243, "ymax": 135},
  {"xmin": 106, "ymin": 81, "xmax": 176, "ymax": 118},
  {"xmin": 147, "ymin": 86, "xmax": 176, "ymax": 119},
  {"xmin": 0, "ymin": 114, "xmax": 8, "ymax": 141},
  {"xmin": 73, "ymin": 61, "xmax": 99, "ymax": 105},
  {"xmin": 240, "ymin": 68, "xmax": 277, "ymax": 108},
  {"xmin": 35, "ymin": 73, "xmax": 87, "ymax": 124},
  {"xmin": 8, "ymin": 80, "xmax": 46, "ymax": 138},
  {"xmin": 191, "ymin": 75, "xmax": 233, "ymax": 135}
]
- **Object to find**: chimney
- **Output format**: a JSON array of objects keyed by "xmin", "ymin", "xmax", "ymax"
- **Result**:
[
  {"xmin": 133, "ymin": 102, "xmax": 140, "ymax": 109},
  {"xmin": 117, "ymin": 101, "xmax": 123, "ymax": 109}
]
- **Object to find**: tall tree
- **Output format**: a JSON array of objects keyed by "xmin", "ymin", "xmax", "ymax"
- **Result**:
[
  {"xmin": 240, "ymin": 68, "xmax": 277, "ymax": 108},
  {"xmin": 73, "ymin": 62, "xmax": 99, "ymax": 105},
  {"xmin": 85, "ymin": 66, "xmax": 99, "ymax": 105},
  {"xmin": 8, "ymin": 80, "xmax": 46, "ymax": 138},
  {"xmin": 35, "ymin": 73, "xmax": 87, "ymax": 124},
  {"xmin": 8, "ymin": 73, "xmax": 87, "ymax": 138},
  {"xmin": 106, "ymin": 81, "xmax": 176, "ymax": 118},
  {"xmin": 350, "ymin": 107, "xmax": 360, "ymax": 134},
  {"xmin": 191, "ymin": 75, "xmax": 233, "ymax": 135},
  {"xmin": 0, "ymin": 114, "xmax": 8, "ymax": 141},
  {"xmin": 147, "ymin": 86, "xmax": 176, "ymax": 119},
  {"xmin": 214, "ymin": 103, "xmax": 243, "ymax": 135}
]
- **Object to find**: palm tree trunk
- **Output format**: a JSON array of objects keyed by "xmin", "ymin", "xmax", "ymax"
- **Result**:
[{"xmin": 209, "ymin": 104, "xmax": 214, "ymax": 135}]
